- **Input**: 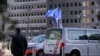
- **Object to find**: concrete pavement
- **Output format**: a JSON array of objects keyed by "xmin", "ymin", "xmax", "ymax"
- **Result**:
[{"xmin": 3, "ymin": 49, "xmax": 12, "ymax": 56}]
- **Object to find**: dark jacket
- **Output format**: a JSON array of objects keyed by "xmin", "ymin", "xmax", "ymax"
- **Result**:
[{"xmin": 11, "ymin": 34, "xmax": 27, "ymax": 55}]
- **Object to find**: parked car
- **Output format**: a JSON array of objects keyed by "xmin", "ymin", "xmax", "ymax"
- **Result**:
[
  {"xmin": 25, "ymin": 34, "xmax": 45, "ymax": 56},
  {"xmin": 32, "ymin": 39, "xmax": 44, "ymax": 56}
]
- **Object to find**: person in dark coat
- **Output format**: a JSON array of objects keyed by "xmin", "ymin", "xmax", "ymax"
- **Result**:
[{"xmin": 10, "ymin": 28, "xmax": 27, "ymax": 56}]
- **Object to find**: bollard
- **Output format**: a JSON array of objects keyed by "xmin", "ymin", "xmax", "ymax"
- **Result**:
[
  {"xmin": 33, "ymin": 48, "xmax": 36, "ymax": 56},
  {"xmin": 61, "ymin": 47, "xmax": 64, "ymax": 56},
  {"xmin": 60, "ymin": 47, "xmax": 64, "ymax": 56}
]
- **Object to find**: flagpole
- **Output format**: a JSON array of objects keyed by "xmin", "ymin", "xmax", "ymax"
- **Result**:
[{"xmin": 57, "ymin": 19, "xmax": 59, "ymax": 28}]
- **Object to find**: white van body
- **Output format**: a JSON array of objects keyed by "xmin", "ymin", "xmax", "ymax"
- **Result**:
[{"xmin": 44, "ymin": 28, "xmax": 100, "ymax": 56}]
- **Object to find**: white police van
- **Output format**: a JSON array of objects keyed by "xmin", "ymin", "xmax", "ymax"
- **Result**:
[{"xmin": 44, "ymin": 28, "xmax": 100, "ymax": 56}]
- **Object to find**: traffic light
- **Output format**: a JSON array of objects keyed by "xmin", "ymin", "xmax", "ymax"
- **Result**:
[{"xmin": 0, "ymin": 0, "xmax": 7, "ymax": 5}]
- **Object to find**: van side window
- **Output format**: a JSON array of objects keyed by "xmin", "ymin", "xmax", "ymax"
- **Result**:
[
  {"xmin": 68, "ymin": 30, "xmax": 85, "ymax": 40},
  {"xmin": 87, "ymin": 31, "xmax": 100, "ymax": 40}
]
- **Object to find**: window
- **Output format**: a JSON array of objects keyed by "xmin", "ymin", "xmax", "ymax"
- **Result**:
[
  {"xmin": 26, "ymin": 5, "xmax": 28, "ymax": 9},
  {"xmin": 49, "ymin": 20, "xmax": 52, "ymax": 24},
  {"xmin": 37, "ymin": 12, "xmax": 39, "ymax": 15},
  {"xmin": 23, "ymin": 6, "xmax": 25, "ymax": 9},
  {"xmin": 28, "ymin": 13, "xmax": 31, "ymax": 16},
  {"xmin": 26, "ymin": 0, "xmax": 28, "ymax": 2},
  {"xmin": 58, "ymin": 3, "xmax": 61, "ymax": 7},
  {"xmin": 66, "ymin": 3, "xmax": 69, "ymax": 7},
  {"xmin": 28, "ymin": 5, "xmax": 31, "ymax": 9},
  {"xmin": 44, "ymin": 5, "xmax": 46, "ymax": 8},
  {"xmin": 14, "ymin": 7, "xmax": 16, "ymax": 10},
  {"xmin": 40, "ymin": 12, "xmax": 42, "ymax": 15},
  {"xmin": 68, "ymin": 30, "xmax": 85, "ymax": 40},
  {"xmin": 11, "ymin": 14, "xmax": 13, "ymax": 17},
  {"xmin": 11, "ymin": 7, "xmax": 13, "ymax": 10},
  {"xmin": 74, "ymin": 19, "xmax": 77, "ymax": 23},
  {"xmin": 14, "ymin": 14, "xmax": 16, "ymax": 17},
  {"xmin": 23, "ymin": 0, "xmax": 25, "ymax": 2},
  {"xmin": 54, "ymin": 4, "xmax": 57, "ymax": 8},
  {"xmin": 62, "ymin": 19, "xmax": 65, "ymax": 23},
  {"xmin": 79, "ymin": 11, "xmax": 81, "ymax": 14},
  {"xmin": 31, "ymin": 12, "xmax": 33, "ymax": 16},
  {"xmin": 20, "ymin": 0, "xmax": 22, "ymax": 2},
  {"xmin": 62, "ymin": 3, "xmax": 65, "ymax": 7},
  {"xmin": 20, "ymin": 13, "xmax": 22, "ymax": 17},
  {"xmin": 46, "ymin": 29, "xmax": 62, "ymax": 39},
  {"xmin": 43, "ymin": 20, "xmax": 46, "ymax": 23},
  {"xmin": 79, "ymin": 2, "xmax": 82, "ymax": 6},
  {"xmin": 91, "ymin": 1, "xmax": 94, "ymax": 6},
  {"xmin": 70, "ymin": 11, "xmax": 73, "ymax": 15},
  {"xmin": 37, "ymin": 20, "xmax": 40, "ymax": 23},
  {"xmin": 50, "ymin": 4, "xmax": 53, "ymax": 8},
  {"xmin": 37, "ymin": 5, "xmax": 39, "ymax": 8},
  {"xmin": 91, "ymin": 10, "xmax": 94, "ymax": 14},
  {"xmin": 34, "ymin": 12, "xmax": 36, "ymax": 16},
  {"xmin": 17, "ymin": 6, "xmax": 19, "ymax": 9},
  {"xmin": 79, "ymin": 18, "xmax": 81, "ymax": 22},
  {"xmin": 31, "ymin": 20, "xmax": 33, "ymax": 23},
  {"xmin": 70, "ymin": 19, "xmax": 73, "ymax": 23},
  {"xmin": 40, "ymin": 20, "xmax": 42, "ymax": 23},
  {"xmin": 23, "ymin": 13, "xmax": 25, "ymax": 16},
  {"xmin": 92, "ymin": 18, "xmax": 94, "ymax": 22},
  {"xmin": 25, "ymin": 13, "xmax": 28, "ymax": 16},
  {"xmin": 44, "ymin": 12, "xmax": 45, "ymax": 15},
  {"xmin": 40, "ymin": 5, "xmax": 43, "ymax": 8},
  {"xmin": 87, "ymin": 30, "xmax": 99, "ymax": 40},
  {"xmin": 32, "ymin": 5, "xmax": 34, "ymax": 8},
  {"xmin": 20, "ymin": 6, "xmax": 22, "ymax": 9},
  {"xmin": 74, "ymin": 2, "xmax": 77, "ymax": 6},
  {"xmin": 70, "ymin": 3, "xmax": 73, "ymax": 7},
  {"xmin": 16, "ymin": 0, "xmax": 20, "ymax": 2},
  {"xmin": 34, "ymin": 20, "xmax": 36, "ymax": 23},
  {"xmin": 9, "ymin": 14, "xmax": 11, "ymax": 17},
  {"xmin": 66, "ymin": 19, "xmax": 69, "ymax": 23},
  {"xmin": 74, "ymin": 11, "xmax": 77, "ymax": 14}
]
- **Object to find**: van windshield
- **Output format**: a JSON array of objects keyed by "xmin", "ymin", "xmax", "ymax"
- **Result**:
[{"xmin": 46, "ymin": 29, "xmax": 62, "ymax": 39}]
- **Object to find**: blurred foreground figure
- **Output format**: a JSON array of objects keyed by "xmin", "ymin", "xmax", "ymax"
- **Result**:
[{"xmin": 10, "ymin": 28, "xmax": 27, "ymax": 56}]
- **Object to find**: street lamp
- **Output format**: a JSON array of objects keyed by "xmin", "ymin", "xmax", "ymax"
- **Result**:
[
  {"xmin": 77, "ymin": 14, "xmax": 86, "ymax": 28},
  {"xmin": 83, "ymin": 14, "xmax": 87, "ymax": 28},
  {"xmin": 77, "ymin": 15, "xmax": 82, "ymax": 28},
  {"xmin": 26, "ymin": 8, "xmax": 32, "ymax": 41}
]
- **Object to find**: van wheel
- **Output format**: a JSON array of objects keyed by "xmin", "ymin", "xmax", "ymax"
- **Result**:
[
  {"xmin": 70, "ymin": 51, "xmax": 80, "ymax": 56},
  {"xmin": 37, "ymin": 51, "xmax": 44, "ymax": 56}
]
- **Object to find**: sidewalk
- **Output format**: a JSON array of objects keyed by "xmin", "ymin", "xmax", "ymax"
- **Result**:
[{"xmin": 3, "ymin": 49, "xmax": 12, "ymax": 56}]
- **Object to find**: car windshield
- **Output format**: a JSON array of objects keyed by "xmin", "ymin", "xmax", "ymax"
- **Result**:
[{"xmin": 29, "ymin": 35, "xmax": 45, "ymax": 43}]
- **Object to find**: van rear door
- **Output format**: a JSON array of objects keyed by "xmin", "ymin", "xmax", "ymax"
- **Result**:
[{"xmin": 44, "ymin": 29, "xmax": 62, "ymax": 54}]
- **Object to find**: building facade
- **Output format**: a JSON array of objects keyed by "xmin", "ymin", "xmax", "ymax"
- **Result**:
[
  {"xmin": 7, "ymin": 0, "xmax": 100, "ymax": 38},
  {"xmin": 46, "ymin": 0, "xmax": 100, "ymax": 28},
  {"xmin": 7, "ymin": 0, "xmax": 47, "ymax": 38}
]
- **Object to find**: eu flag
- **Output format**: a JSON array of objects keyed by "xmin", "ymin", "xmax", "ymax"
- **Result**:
[{"xmin": 45, "ymin": 8, "xmax": 61, "ymax": 22}]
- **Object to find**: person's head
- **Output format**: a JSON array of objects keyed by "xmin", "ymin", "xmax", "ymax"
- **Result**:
[{"xmin": 15, "ymin": 28, "xmax": 21, "ymax": 34}]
